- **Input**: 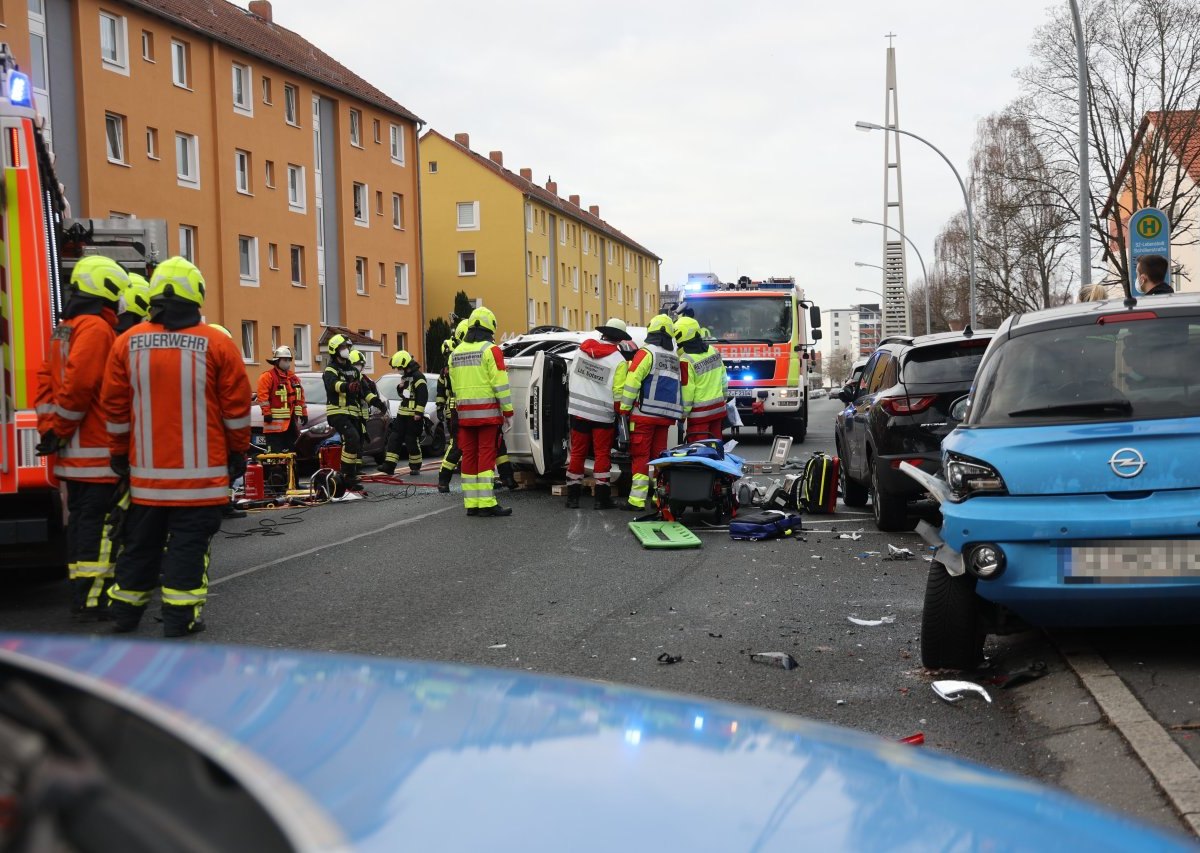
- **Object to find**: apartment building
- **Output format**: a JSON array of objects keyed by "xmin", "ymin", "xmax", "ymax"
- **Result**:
[
  {"xmin": 419, "ymin": 131, "xmax": 661, "ymax": 339},
  {"xmin": 5, "ymin": 0, "xmax": 423, "ymax": 375}
]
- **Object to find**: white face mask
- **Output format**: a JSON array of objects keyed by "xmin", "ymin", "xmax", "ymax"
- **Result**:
[
  {"xmin": 277, "ymin": 359, "xmax": 292, "ymax": 372},
  {"xmin": 337, "ymin": 347, "xmax": 350, "ymax": 360}
]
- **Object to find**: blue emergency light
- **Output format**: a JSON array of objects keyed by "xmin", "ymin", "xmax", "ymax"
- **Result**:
[{"xmin": 7, "ymin": 71, "xmax": 31, "ymax": 107}]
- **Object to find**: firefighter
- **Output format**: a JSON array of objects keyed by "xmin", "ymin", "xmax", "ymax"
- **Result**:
[
  {"xmin": 347, "ymin": 348, "xmax": 383, "ymax": 451},
  {"xmin": 101, "ymin": 256, "xmax": 252, "ymax": 637},
  {"xmin": 324, "ymin": 336, "xmax": 383, "ymax": 490},
  {"xmin": 447, "ymin": 306, "xmax": 513, "ymax": 517},
  {"xmin": 437, "ymin": 319, "xmax": 469, "ymax": 493},
  {"xmin": 35, "ymin": 255, "xmax": 130, "ymax": 619},
  {"xmin": 619, "ymin": 314, "xmax": 686, "ymax": 512},
  {"xmin": 675, "ymin": 316, "xmax": 728, "ymax": 442},
  {"xmin": 380, "ymin": 350, "xmax": 427, "ymax": 476},
  {"xmin": 564, "ymin": 318, "xmax": 631, "ymax": 509},
  {"xmin": 257, "ymin": 346, "xmax": 307, "ymax": 454},
  {"xmin": 114, "ymin": 273, "xmax": 151, "ymax": 334}
]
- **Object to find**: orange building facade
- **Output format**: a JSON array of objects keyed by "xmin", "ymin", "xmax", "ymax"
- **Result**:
[{"xmin": 5, "ymin": 0, "xmax": 423, "ymax": 376}]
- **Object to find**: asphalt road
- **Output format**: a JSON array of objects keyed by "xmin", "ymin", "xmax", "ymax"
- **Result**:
[{"xmin": 5, "ymin": 397, "xmax": 1196, "ymax": 838}]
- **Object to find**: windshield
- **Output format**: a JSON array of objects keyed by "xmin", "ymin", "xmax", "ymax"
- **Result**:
[
  {"xmin": 686, "ymin": 297, "xmax": 792, "ymax": 343},
  {"xmin": 970, "ymin": 315, "xmax": 1200, "ymax": 426},
  {"xmin": 902, "ymin": 340, "xmax": 989, "ymax": 385},
  {"xmin": 300, "ymin": 375, "xmax": 326, "ymax": 405}
]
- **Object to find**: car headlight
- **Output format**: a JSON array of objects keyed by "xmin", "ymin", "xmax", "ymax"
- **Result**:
[
  {"xmin": 780, "ymin": 389, "xmax": 800, "ymax": 399},
  {"xmin": 945, "ymin": 452, "xmax": 1007, "ymax": 501},
  {"xmin": 307, "ymin": 422, "xmax": 333, "ymax": 437}
]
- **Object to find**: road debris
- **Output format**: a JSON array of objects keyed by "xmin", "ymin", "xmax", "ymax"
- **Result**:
[
  {"xmin": 847, "ymin": 615, "xmax": 896, "ymax": 627},
  {"xmin": 487, "ymin": 643, "xmax": 507, "ymax": 649},
  {"xmin": 837, "ymin": 531, "xmax": 864, "ymax": 540},
  {"xmin": 835, "ymin": 699, "xmax": 846, "ymax": 706},
  {"xmin": 932, "ymin": 680, "xmax": 993, "ymax": 705},
  {"xmin": 885, "ymin": 544, "xmax": 915, "ymax": 561},
  {"xmin": 657, "ymin": 652, "xmax": 683, "ymax": 665},
  {"xmin": 707, "ymin": 632, "xmax": 723, "ymax": 638},
  {"xmin": 985, "ymin": 661, "xmax": 1049, "ymax": 690},
  {"xmin": 898, "ymin": 732, "xmax": 925, "ymax": 745},
  {"xmin": 750, "ymin": 651, "xmax": 798, "ymax": 670},
  {"xmin": 857, "ymin": 551, "xmax": 882, "ymax": 559}
]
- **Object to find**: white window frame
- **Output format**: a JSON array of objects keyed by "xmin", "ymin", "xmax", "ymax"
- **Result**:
[
  {"xmin": 428, "ymin": 161, "xmax": 438, "ymax": 174},
  {"xmin": 232, "ymin": 62, "xmax": 253, "ymax": 116},
  {"xmin": 583, "ymin": 231, "xmax": 590, "ymax": 254},
  {"xmin": 355, "ymin": 257, "xmax": 367, "ymax": 294},
  {"xmin": 525, "ymin": 202, "xmax": 533, "ymax": 232},
  {"xmin": 608, "ymin": 244, "xmax": 614, "ymax": 263},
  {"xmin": 104, "ymin": 112, "xmax": 125, "ymax": 164},
  {"xmin": 572, "ymin": 267, "xmax": 579, "ymax": 292},
  {"xmin": 283, "ymin": 84, "xmax": 299, "ymax": 126},
  {"xmin": 349, "ymin": 109, "xmax": 362, "ymax": 147},
  {"xmin": 392, "ymin": 193, "xmax": 404, "ymax": 229},
  {"xmin": 264, "ymin": 159, "xmax": 275, "ymax": 188},
  {"xmin": 287, "ymin": 164, "xmax": 306, "ymax": 212},
  {"xmin": 541, "ymin": 255, "xmax": 548, "ymax": 283},
  {"xmin": 352, "ymin": 182, "xmax": 368, "ymax": 225},
  {"xmin": 290, "ymin": 245, "xmax": 305, "ymax": 286},
  {"xmin": 240, "ymin": 320, "xmax": 256, "ymax": 364},
  {"xmin": 261, "ymin": 75, "xmax": 273, "ymax": 105},
  {"xmin": 559, "ymin": 220, "xmax": 566, "ymax": 244},
  {"xmin": 456, "ymin": 201, "xmax": 479, "ymax": 231},
  {"xmin": 234, "ymin": 149, "xmax": 250, "ymax": 194},
  {"xmin": 99, "ymin": 11, "xmax": 128, "ymax": 74},
  {"xmin": 178, "ymin": 224, "xmax": 196, "ymax": 262},
  {"xmin": 170, "ymin": 39, "xmax": 189, "ymax": 88},
  {"xmin": 526, "ymin": 251, "xmax": 532, "ymax": 278},
  {"xmin": 266, "ymin": 242, "xmax": 278, "ymax": 270},
  {"xmin": 238, "ymin": 235, "xmax": 259, "ymax": 285},
  {"xmin": 175, "ymin": 132, "xmax": 199, "ymax": 189},
  {"xmin": 389, "ymin": 123, "xmax": 404, "ymax": 164},
  {"xmin": 625, "ymin": 251, "xmax": 631, "ymax": 271},
  {"xmin": 528, "ymin": 299, "xmax": 536, "ymax": 327},
  {"xmin": 140, "ymin": 29, "xmax": 154, "ymax": 62},
  {"xmin": 458, "ymin": 251, "xmax": 476, "ymax": 277},
  {"xmin": 145, "ymin": 126, "xmax": 159, "ymax": 159},
  {"xmin": 292, "ymin": 324, "xmax": 311, "ymax": 368},
  {"xmin": 394, "ymin": 262, "xmax": 409, "ymax": 304}
]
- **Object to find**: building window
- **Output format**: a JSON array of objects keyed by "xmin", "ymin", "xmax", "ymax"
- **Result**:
[
  {"xmin": 377, "ymin": 261, "xmax": 385, "ymax": 287},
  {"xmin": 352, "ymin": 182, "xmax": 367, "ymax": 224},
  {"xmin": 266, "ymin": 242, "xmax": 279, "ymax": 270},
  {"xmin": 283, "ymin": 84, "xmax": 298, "ymax": 125},
  {"xmin": 392, "ymin": 193, "xmax": 404, "ymax": 229},
  {"xmin": 389, "ymin": 124, "xmax": 404, "ymax": 163},
  {"xmin": 287, "ymin": 164, "xmax": 305, "ymax": 211},
  {"xmin": 428, "ymin": 161, "xmax": 438, "ymax": 173},
  {"xmin": 269, "ymin": 325, "xmax": 280, "ymax": 353},
  {"xmin": 526, "ymin": 251, "xmax": 532, "ymax": 277},
  {"xmin": 292, "ymin": 325, "xmax": 310, "ymax": 367},
  {"xmin": 583, "ymin": 231, "xmax": 589, "ymax": 254},
  {"xmin": 525, "ymin": 202, "xmax": 533, "ymax": 232},
  {"xmin": 354, "ymin": 257, "xmax": 367, "ymax": 294},
  {"xmin": 559, "ymin": 220, "xmax": 566, "ymax": 244},
  {"xmin": 232, "ymin": 63, "xmax": 253, "ymax": 115},
  {"xmin": 170, "ymin": 39, "xmax": 189, "ymax": 88},
  {"xmin": 264, "ymin": 159, "xmax": 275, "ymax": 188},
  {"xmin": 395, "ymin": 332, "xmax": 408, "ymax": 353},
  {"xmin": 458, "ymin": 251, "xmax": 476, "ymax": 277},
  {"xmin": 99, "ymin": 12, "xmax": 127, "ymax": 72},
  {"xmin": 104, "ymin": 112, "xmax": 125, "ymax": 163},
  {"xmin": 238, "ymin": 235, "xmax": 258, "ymax": 284},
  {"xmin": 290, "ymin": 245, "xmax": 304, "ymax": 285},
  {"xmin": 528, "ymin": 299, "xmax": 536, "ymax": 327},
  {"xmin": 174, "ymin": 133, "xmax": 198, "ymax": 188},
  {"xmin": 358, "ymin": 332, "xmax": 375, "ymax": 371},
  {"xmin": 372, "ymin": 118, "xmax": 380, "ymax": 144},
  {"xmin": 261, "ymin": 76, "xmax": 272, "ymax": 104},
  {"xmin": 234, "ymin": 149, "xmax": 251, "ymax": 194},
  {"xmin": 608, "ymin": 244, "xmax": 614, "ymax": 263},
  {"xmin": 456, "ymin": 201, "xmax": 479, "ymax": 231},
  {"xmin": 349, "ymin": 109, "xmax": 362, "ymax": 146},
  {"xmin": 178, "ymin": 224, "xmax": 196, "ymax": 262},
  {"xmin": 375, "ymin": 190, "xmax": 383, "ymax": 217},
  {"xmin": 541, "ymin": 256, "xmax": 548, "ymax": 283},
  {"xmin": 572, "ymin": 267, "xmax": 579, "ymax": 292},
  {"xmin": 240, "ymin": 320, "xmax": 256, "ymax": 363},
  {"xmin": 140, "ymin": 29, "xmax": 154, "ymax": 62},
  {"xmin": 394, "ymin": 263, "xmax": 408, "ymax": 303}
]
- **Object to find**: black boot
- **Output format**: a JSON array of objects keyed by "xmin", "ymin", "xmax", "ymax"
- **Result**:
[
  {"xmin": 565, "ymin": 483, "xmax": 581, "ymax": 509},
  {"xmin": 477, "ymin": 504, "xmax": 512, "ymax": 517},
  {"xmin": 409, "ymin": 465, "xmax": 423, "ymax": 476},
  {"xmin": 498, "ymin": 461, "xmax": 519, "ymax": 490},
  {"xmin": 108, "ymin": 600, "xmax": 143, "ymax": 634},
  {"xmin": 378, "ymin": 461, "xmax": 396, "ymax": 476},
  {"xmin": 343, "ymin": 465, "xmax": 361, "ymax": 491},
  {"xmin": 438, "ymin": 469, "xmax": 453, "ymax": 493},
  {"xmin": 594, "ymin": 483, "xmax": 616, "ymax": 510}
]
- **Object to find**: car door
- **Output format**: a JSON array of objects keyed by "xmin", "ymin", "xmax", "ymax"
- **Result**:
[
  {"xmin": 527, "ymin": 350, "xmax": 570, "ymax": 475},
  {"xmin": 849, "ymin": 351, "xmax": 889, "ymax": 479}
]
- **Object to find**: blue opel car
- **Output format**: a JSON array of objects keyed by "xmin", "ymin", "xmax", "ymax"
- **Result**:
[{"xmin": 910, "ymin": 294, "xmax": 1200, "ymax": 669}]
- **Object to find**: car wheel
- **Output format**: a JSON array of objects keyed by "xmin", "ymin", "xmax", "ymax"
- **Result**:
[
  {"xmin": 870, "ymin": 457, "xmax": 914, "ymax": 532},
  {"xmin": 839, "ymin": 443, "xmax": 869, "ymax": 507},
  {"xmin": 920, "ymin": 560, "xmax": 985, "ymax": 670}
]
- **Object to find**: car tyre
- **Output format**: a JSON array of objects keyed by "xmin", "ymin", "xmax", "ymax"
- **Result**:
[
  {"xmin": 920, "ymin": 560, "xmax": 985, "ymax": 670},
  {"xmin": 838, "ymin": 442, "xmax": 869, "ymax": 507},
  {"xmin": 871, "ymin": 457, "xmax": 914, "ymax": 532}
]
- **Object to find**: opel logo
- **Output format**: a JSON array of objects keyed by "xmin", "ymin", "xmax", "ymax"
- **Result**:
[{"xmin": 1108, "ymin": 447, "xmax": 1146, "ymax": 478}]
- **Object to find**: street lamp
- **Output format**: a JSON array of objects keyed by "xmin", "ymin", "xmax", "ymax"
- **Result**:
[
  {"xmin": 852, "ymin": 217, "xmax": 931, "ymax": 334},
  {"xmin": 854, "ymin": 261, "xmax": 883, "ymax": 272},
  {"xmin": 855, "ymin": 286, "xmax": 883, "ymax": 299},
  {"xmin": 856, "ymin": 120, "xmax": 977, "ymax": 326}
]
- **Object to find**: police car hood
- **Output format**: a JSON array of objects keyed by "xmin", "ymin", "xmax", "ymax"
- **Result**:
[{"xmin": 0, "ymin": 636, "xmax": 1187, "ymax": 853}]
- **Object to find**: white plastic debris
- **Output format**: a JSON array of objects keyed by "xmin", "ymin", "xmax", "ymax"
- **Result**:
[
  {"xmin": 885, "ymin": 544, "xmax": 915, "ymax": 560},
  {"xmin": 932, "ymin": 680, "xmax": 992, "ymax": 704},
  {"xmin": 488, "ymin": 643, "xmax": 507, "ymax": 649},
  {"xmin": 838, "ymin": 532, "xmax": 863, "ymax": 540},
  {"xmin": 848, "ymin": 615, "xmax": 896, "ymax": 627}
]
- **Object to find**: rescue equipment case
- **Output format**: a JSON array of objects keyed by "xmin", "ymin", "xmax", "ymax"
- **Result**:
[
  {"xmin": 800, "ymin": 452, "xmax": 839, "ymax": 514},
  {"xmin": 729, "ymin": 510, "xmax": 803, "ymax": 541}
]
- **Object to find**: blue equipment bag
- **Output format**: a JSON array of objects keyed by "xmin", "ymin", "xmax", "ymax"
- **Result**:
[{"xmin": 729, "ymin": 510, "xmax": 803, "ymax": 541}]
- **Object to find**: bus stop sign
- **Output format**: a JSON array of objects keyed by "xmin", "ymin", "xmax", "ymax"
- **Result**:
[{"xmin": 1129, "ymin": 207, "xmax": 1170, "ymax": 295}]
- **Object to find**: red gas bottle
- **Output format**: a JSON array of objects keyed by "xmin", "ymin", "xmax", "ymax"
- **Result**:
[
  {"xmin": 318, "ymin": 440, "xmax": 342, "ymax": 471},
  {"xmin": 242, "ymin": 459, "xmax": 265, "ymax": 500}
]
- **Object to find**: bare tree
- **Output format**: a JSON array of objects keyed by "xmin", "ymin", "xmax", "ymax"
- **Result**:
[{"xmin": 1016, "ymin": 0, "xmax": 1200, "ymax": 288}]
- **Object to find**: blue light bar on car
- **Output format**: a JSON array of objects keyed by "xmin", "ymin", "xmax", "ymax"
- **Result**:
[{"xmin": 8, "ymin": 71, "xmax": 31, "ymax": 107}]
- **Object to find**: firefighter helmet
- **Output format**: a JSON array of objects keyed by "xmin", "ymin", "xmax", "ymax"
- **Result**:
[
  {"xmin": 390, "ymin": 350, "xmax": 414, "ymax": 370},
  {"xmin": 267, "ymin": 346, "xmax": 293, "ymax": 364},
  {"xmin": 327, "ymin": 333, "xmax": 350, "ymax": 357},
  {"xmin": 149, "ymin": 256, "xmax": 206, "ymax": 306},
  {"xmin": 468, "ymin": 306, "xmax": 497, "ymax": 333},
  {"xmin": 119, "ymin": 274, "xmax": 151, "ymax": 318},
  {"xmin": 348, "ymin": 349, "xmax": 365, "ymax": 366},
  {"xmin": 70, "ymin": 255, "xmax": 129, "ymax": 304},
  {"xmin": 454, "ymin": 319, "xmax": 469, "ymax": 342},
  {"xmin": 673, "ymin": 316, "xmax": 700, "ymax": 344},
  {"xmin": 647, "ymin": 314, "xmax": 676, "ymax": 338}
]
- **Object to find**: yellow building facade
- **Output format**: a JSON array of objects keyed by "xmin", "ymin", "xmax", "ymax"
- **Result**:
[{"xmin": 420, "ymin": 131, "xmax": 661, "ymax": 339}]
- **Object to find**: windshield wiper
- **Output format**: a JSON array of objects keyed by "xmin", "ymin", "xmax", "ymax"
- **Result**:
[
  {"xmin": 723, "ymin": 338, "xmax": 777, "ymax": 345},
  {"xmin": 1009, "ymin": 399, "xmax": 1133, "ymax": 417}
]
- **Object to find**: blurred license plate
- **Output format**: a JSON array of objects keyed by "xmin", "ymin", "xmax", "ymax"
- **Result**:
[
  {"xmin": 1061, "ymin": 540, "xmax": 1200, "ymax": 583},
  {"xmin": 251, "ymin": 434, "xmax": 268, "ymax": 449},
  {"xmin": 729, "ymin": 389, "xmax": 754, "ymax": 398}
]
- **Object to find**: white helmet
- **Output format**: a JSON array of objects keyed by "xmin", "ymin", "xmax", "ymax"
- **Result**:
[{"xmin": 267, "ymin": 345, "xmax": 293, "ymax": 363}]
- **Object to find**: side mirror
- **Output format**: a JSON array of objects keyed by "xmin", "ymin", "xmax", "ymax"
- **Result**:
[
  {"xmin": 949, "ymin": 395, "xmax": 970, "ymax": 422},
  {"xmin": 811, "ymin": 328, "xmax": 823, "ymax": 341},
  {"xmin": 809, "ymin": 305, "xmax": 822, "ymax": 329},
  {"xmin": 837, "ymin": 384, "xmax": 855, "ymax": 404}
]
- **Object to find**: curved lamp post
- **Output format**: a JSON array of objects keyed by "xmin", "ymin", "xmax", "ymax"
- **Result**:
[{"xmin": 852, "ymin": 217, "xmax": 931, "ymax": 334}]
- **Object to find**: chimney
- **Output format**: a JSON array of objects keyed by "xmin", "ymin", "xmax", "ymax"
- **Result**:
[
  {"xmin": 519, "ymin": 167, "xmax": 532, "ymax": 181},
  {"xmin": 545, "ymin": 179, "xmax": 558, "ymax": 196},
  {"xmin": 453, "ymin": 132, "xmax": 470, "ymax": 148},
  {"xmin": 248, "ymin": 0, "xmax": 273, "ymax": 22},
  {"xmin": 488, "ymin": 150, "xmax": 503, "ymax": 167},
  {"xmin": 588, "ymin": 204, "xmax": 600, "ymax": 217},
  {"xmin": 568, "ymin": 194, "xmax": 580, "ymax": 207}
]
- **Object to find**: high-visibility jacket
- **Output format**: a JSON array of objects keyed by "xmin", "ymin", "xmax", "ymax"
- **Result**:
[
  {"xmin": 620, "ymin": 344, "xmax": 685, "ymax": 424},
  {"xmin": 436, "ymin": 365, "xmax": 454, "ymax": 411},
  {"xmin": 102, "ymin": 323, "xmax": 252, "ymax": 507},
  {"xmin": 397, "ymin": 372, "xmax": 428, "ymax": 417},
  {"xmin": 568, "ymin": 338, "xmax": 628, "ymax": 424},
  {"xmin": 448, "ymin": 340, "xmax": 512, "ymax": 426},
  {"xmin": 323, "ymin": 363, "xmax": 361, "ymax": 416},
  {"xmin": 35, "ymin": 311, "xmax": 119, "ymax": 483},
  {"xmin": 355, "ymin": 372, "xmax": 381, "ymax": 421},
  {"xmin": 681, "ymin": 345, "xmax": 728, "ymax": 421},
  {"xmin": 256, "ymin": 368, "xmax": 306, "ymax": 433}
]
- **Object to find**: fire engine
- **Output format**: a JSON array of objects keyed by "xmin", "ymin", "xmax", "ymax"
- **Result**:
[
  {"xmin": 0, "ymin": 45, "xmax": 163, "ymax": 572},
  {"xmin": 673, "ymin": 274, "xmax": 822, "ymax": 440}
]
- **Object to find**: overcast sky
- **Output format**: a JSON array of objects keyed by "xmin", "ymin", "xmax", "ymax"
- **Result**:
[{"xmin": 246, "ymin": 0, "xmax": 1057, "ymax": 317}]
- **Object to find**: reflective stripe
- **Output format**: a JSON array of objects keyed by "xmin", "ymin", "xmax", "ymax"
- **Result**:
[
  {"xmin": 85, "ymin": 576, "xmax": 108, "ymax": 609},
  {"xmin": 130, "ymin": 485, "xmax": 229, "ymax": 502},
  {"xmin": 54, "ymin": 465, "xmax": 116, "ymax": 480},
  {"xmin": 566, "ymin": 470, "xmax": 583, "ymax": 483},
  {"xmin": 689, "ymin": 396, "xmax": 727, "ymax": 419},
  {"xmin": 107, "ymin": 420, "xmax": 130, "ymax": 434},
  {"xmin": 74, "ymin": 560, "xmax": 115, "ymax": 577},
  {"xmin": 385, "ymin": 451, "xmax": 401, "ymax": 463},
  {"xmin": 493, "ymin": 384, "xmax": 510, "ymax": 394},
  {"xmin": 268, "ymin": 407, "xmax": 291, "ymax": 417},
  {"xmin": 162, "ymin": 586, "xmax": 207, "ymax": 606},
  {"xmin": 455, "ymin": 397, "xmax": 500, "ymax": 408},
  {"xmin": 629, "ymin": 474, "xmax": 650, "ymax": 504},
  {"xmin": 568, "ymin": 396, "xmax": 614, "ymax": 422},
  {"xmin": 58, "ymin": 444, "xmax": 110, "ymax": 459},
  {"xmin": 132, "ymin": 465, "xmax": 226, "ymax": 479},
  {"xmin": 134, "ymin": 346, "xmax": 154, "ymax": 468},
  {"xmin": 35, "ymin": 403, "xmax": 54, "ymax": 415},
  {"xmin": 194, "ymin": 349, "xmax": 210, "ymax": 471},
  {"xmin": 223, "ymin": 415, "xmax": 251, "ymax": 429},
  {"xmin": 181, "ymin": 345, "xmax": 195, "ymax": 470},
  {"xmin": 55, "ymin": 404, "xmax": 86, "ymax": 421},
  {"xmin": 461, "ymin": 473, "xmax": 478, "ymax": 508},
  {"xmin": 108, "ymin": 585, "xmax": 152, "ymax": 606}
]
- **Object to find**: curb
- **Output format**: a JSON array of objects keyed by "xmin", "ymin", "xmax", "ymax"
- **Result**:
[{"xmin": 1060, "ymin": 642, "xmax": 1200, "ymax": 838}]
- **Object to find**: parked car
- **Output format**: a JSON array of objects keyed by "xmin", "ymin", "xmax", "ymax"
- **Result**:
[
  {"xmin": 375, "ymin": 372, "xmax": 446, "ymax": 456},
  {"xmin": 834, "ymin": 330, "xmax": 993, "ymax": 531},
  {"xmin": 0, "ymin": 635, "xmax": 1190, "ymax": 851},
  {"xmin": 250, "ymin": 371, "xmax": 387, "ymax": 466},
  {"xmin": 809, "ymin": 387, "xmax": 827, "ymax": 399},
  {"xmin": 910, "ymin": 296, "xmax": 1200, "ymax": 669}
]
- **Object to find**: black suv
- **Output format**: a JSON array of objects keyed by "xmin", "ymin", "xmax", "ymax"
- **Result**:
[{"xmin": 834, "ymin": 329, "xmax": 993, "ymax": 531}]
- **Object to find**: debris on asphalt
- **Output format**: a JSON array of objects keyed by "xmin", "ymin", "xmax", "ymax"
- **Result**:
[
  {"xmin": 750, "ymin": 651, "xmax": 798, "ymax": 670},
  {"xmin": 837, "ymin": 531, "xmax": 864, "ymax": 540},
  {"xmin": 884, "ymin": 544, "xmax": 915, "ymax": 561},
  {"xmin": 932, "ymin": 680, "xmax": 993, "ymax": 705},
  {"xmin": 985, "ymin": 661, "xmax": 1048, "ymax": 690},
  {"xmin": 898, "ymin": 732, "xmax": 925, "ymax": 745},
  {"xmin": 848, "ymin": 615, "xmax": 896, "ymax": 627},
  {"xmin": 488, "ymin": 643, "xmax": 507, "ymax": 649},
  {"xmin": 707, "ymin": 632, "xmax": 723, "ymax": 638},
  {"xmin": 835, "ymin": 699, "xmax": 846, "ymax": 706},
  {"xmin": 657, "ymin": 652, "xmax": 683, "ymax": 665},
  {"xmin": 857, "ymin": 551, "xmax": 882, "ymax": 559}
]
